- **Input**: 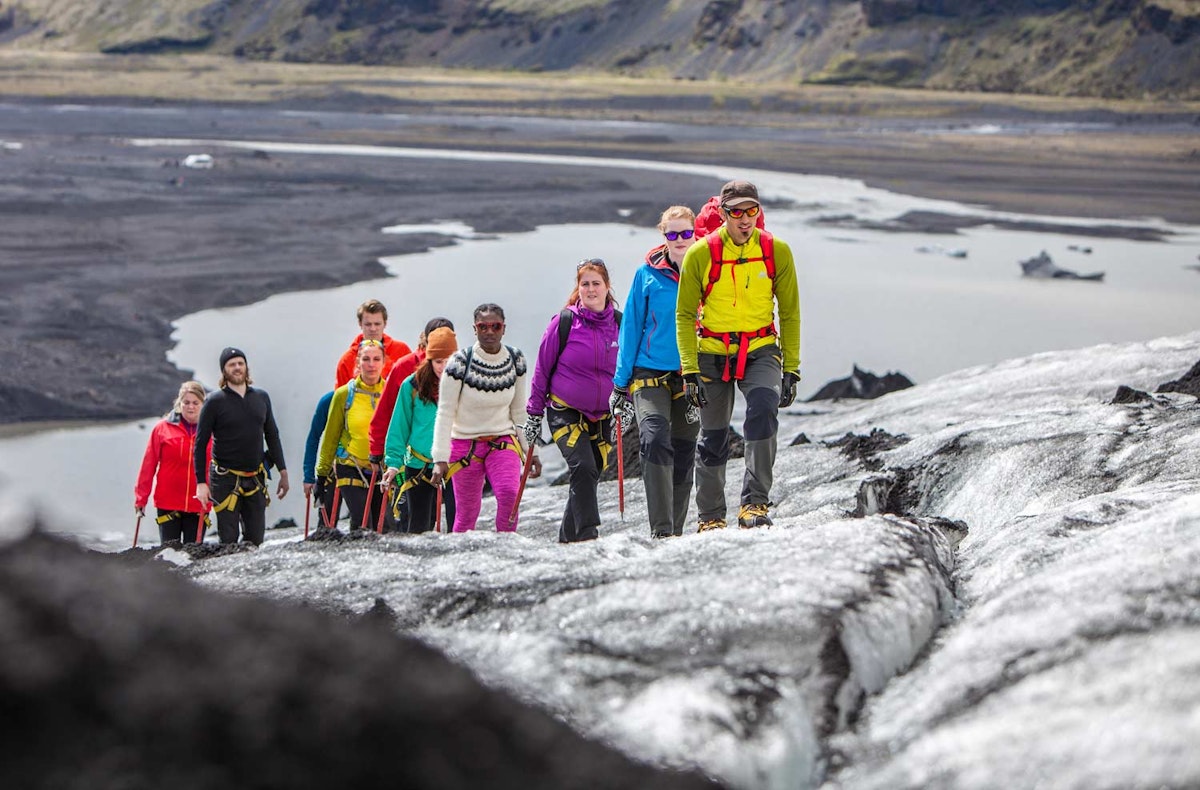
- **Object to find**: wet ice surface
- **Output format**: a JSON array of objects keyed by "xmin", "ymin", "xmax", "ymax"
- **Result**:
[{"xmin": 183, "ymin": 332, "xmax": 1200, "ymax": 789}]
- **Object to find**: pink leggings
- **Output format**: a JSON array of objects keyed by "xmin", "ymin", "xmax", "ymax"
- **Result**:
[{"xmin": 448, "ymin": 436, "xmax": 523, "ymax": 532}]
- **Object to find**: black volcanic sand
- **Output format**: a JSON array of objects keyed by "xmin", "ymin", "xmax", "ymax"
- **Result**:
[{"xmin": 1, "ymin": 98, "xmax": 1196, "ymax": 424}]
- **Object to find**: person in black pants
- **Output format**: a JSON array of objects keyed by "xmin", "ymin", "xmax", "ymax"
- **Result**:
[{"xmin": 194, "ymin": 347, "xmax": 289, "ymax": 545}]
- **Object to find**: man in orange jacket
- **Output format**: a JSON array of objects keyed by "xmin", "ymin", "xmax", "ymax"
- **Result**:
[{"xmin": 334, "ymin": 299, "xmax": 412, "ymax": 387}]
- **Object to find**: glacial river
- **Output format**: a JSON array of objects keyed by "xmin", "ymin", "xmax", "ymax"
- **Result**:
[{"xmin": 1, "ymin": 142, "xmax": 1197, "ymax": 549}]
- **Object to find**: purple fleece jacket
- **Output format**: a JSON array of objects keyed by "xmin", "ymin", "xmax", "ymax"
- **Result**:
[{"xmin": 527, "ymin": 302, "xmax": 620, "ymax": 422}]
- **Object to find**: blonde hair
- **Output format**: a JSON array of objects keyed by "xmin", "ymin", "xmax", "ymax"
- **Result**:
[
  {"xmin": 171, "ymin": 380, "xmax": 206, "ymax": 416},
  {"xmin": 657, "ymin": 205, "xmax": 696, "ymax": 232}
]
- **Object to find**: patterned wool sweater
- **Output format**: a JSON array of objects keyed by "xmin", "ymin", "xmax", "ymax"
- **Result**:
[{"xmin": 431, "ymin": 342, "xmax": 530, "ymax": 463}]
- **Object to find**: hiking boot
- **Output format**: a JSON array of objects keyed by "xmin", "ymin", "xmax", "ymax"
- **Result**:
[
  {"xmin": 697, "ymin": 518, "xmax": 726, "ymax": 533},
  {"xmin": 738, "ymin": 503, "xmax": 773, "ymax": 529}
]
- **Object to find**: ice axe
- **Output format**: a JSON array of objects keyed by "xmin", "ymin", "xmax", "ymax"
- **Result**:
[
  {"xmin": 132, "ymin": 510, "xmax": 143, "ymax": 549},
  {"xmin": 196, "ymin": 509, "xmax": 208, "ymax": 544},
  {"xmin": 304, "ymin": 490, "xmax": 311, "ymax": 539},
  {"xmin": 509, "ymin": 444, "xmax": 537, "ymax": 530},
  {"xmin": 376, "ymin": 480, "xmax": 390, "ymax": 535},
  {"xmin": 363, "ymin": 466, "xmax": 379, "ymax": 532},
  {"xmin": 615, "ymin": 414, "xmax": 625, "ymax": 521},
  {"xmin": 436, "ymin": 481, "xmax": 444, "ymax": 533}
]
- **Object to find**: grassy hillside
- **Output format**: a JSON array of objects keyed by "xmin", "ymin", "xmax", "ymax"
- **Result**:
[{"xmin": 0, "ymin": 0, "xmax": 1196, "ymax": 98}]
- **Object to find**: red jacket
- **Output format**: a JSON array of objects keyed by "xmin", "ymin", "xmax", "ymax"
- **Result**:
[
  {"xmin": 368, "ymin": 347, "xmax": 426, "ymax": 458},
  {"xmin": 135, "ymin": 413, "xmax": 211, "ymax": 513},
  {"xmin": 334, "ymin": 332, "xmax": 412, "ymax": 388}
]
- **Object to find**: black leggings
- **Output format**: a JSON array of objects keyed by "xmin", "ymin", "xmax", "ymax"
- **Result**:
[
  {"xmin": 402, "ymin": 468, "xmax": 456, "ymax": 534},
  {"xmin": 209, "ymin": 467, "xmax": 267, "ymax": 545},
  {"xmin": 156, "ymin": 509, "xmax": 206, "ymax": 544},
  {"xmin": 336, "ymin": 462, "xmax": 383, "ymax": 532}
]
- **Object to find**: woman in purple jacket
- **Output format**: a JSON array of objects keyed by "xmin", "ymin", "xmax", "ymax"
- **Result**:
[{"xmin": 525, "ymin": 259, "xmax": 621, "ymax": 543}]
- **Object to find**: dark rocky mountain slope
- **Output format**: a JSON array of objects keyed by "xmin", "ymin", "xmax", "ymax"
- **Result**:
[{"xmin": 1, "ymin": 0, "xmax": 1196, "ymax": 98}]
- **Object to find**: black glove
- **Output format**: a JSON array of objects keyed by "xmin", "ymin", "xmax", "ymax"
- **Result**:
[
  {"xmin": 608, "ymin": 386, "xmax": 635, "ymax": 425},
  {"xmin": 312, "ymin": 476, "xmax": 326, "ymax": 504},
  {"xmin": 683, "ymin": 373, "xmax": 707, "ymax": 409},
  {"xmin": 779, "ymin": 371, "xmax": 801, "ymax": 408},
  {"xmin": 523, "ymin": 414, "xmax": 543, "ymax": 448}
]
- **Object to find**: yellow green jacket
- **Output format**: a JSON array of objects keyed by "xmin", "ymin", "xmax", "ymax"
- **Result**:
[
  {"xmin": 316, "ymin": 376, "xmax": 384, "ymax": 476},
  {"xmin": 675, "ymin": 227, "xmax": 801, "ymax": 375}
]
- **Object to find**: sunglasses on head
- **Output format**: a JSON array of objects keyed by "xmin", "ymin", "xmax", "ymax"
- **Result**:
[
  {"xmin": 722, "ymin": 204, "xmax": 761, "ymax": 219},
  {"xmin": 663, "ymin": 229, "xmax": 695, "ymax": 241},
  {"xmin": 474, "ymin": 321, "xmax": 504, "ymax": 332},
  {"xmin": 577, "ymin": 257, "xmax": 607, "ymax": 272}
]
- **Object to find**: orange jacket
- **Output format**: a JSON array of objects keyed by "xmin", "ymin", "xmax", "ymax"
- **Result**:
[{"xmin": 334, "ymin": 332, "xmax": 412, "ymax": 388}]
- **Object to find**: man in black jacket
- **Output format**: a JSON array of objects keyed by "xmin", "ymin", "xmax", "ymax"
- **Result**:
[{"xmin": 194, "ymin": 347, "xmax": 289, "ymax": 545}]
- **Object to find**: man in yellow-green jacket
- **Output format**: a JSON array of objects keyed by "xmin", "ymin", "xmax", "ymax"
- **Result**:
[{"xmin": 675, "ymin": 179, "xmax": 801, "ymax": 531}]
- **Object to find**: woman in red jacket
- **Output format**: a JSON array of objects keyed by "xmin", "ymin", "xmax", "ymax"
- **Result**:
[{"xmin": 134, "ymin": 381, "xmax": 211, "ymax": 544}]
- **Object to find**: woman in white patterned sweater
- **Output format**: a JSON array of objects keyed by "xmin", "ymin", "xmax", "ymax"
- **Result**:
[{"xmin": 430, "ymin": 304, "xmax": 542, "ymax": 532}]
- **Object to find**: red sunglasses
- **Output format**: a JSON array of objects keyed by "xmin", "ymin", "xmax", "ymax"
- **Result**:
[{"xmin": 474, "ymin": 321, "xmax": 504, "ymax": 332}]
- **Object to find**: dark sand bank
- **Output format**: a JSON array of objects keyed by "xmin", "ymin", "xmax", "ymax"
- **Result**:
[{"xmin": 1, "ymin": 86, "xmax": 1197, "ymax": 424}]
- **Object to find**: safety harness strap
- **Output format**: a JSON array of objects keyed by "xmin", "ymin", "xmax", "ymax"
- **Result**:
[
  {"xmin": 697, "ymin": 324, "xmax": 777, "ymax": 381},
  {"xmin": 211, "ymin": 464, "xmax": 268, "ymax": 513}
]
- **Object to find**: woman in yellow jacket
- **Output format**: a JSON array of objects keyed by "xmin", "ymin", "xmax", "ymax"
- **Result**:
[{"xmin": 317, "ymin": 339, "xmax": 386, "ymax": 531}]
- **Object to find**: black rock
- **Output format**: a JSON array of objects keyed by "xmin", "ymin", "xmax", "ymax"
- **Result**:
[
  {"xmin": 0, "ymin": 527, "xmax": 720, "ymax": 790},
  {"xmin": 1112, "ymin": 385, "xmax": 1152, "ymax": 404},
  {"xmin": 807, "ymin": 365, "xmax": 914, "ymax": 401},
  {"xmin": 1155, "ymin": 358, "xmax": 1200, "ymax": 398}
]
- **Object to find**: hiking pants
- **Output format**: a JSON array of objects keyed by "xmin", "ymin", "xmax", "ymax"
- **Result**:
[
  {"xmin": 404, "ymin": 466, "xmax": 456, "ymax": 534},
  {"xmin": 156, "ymin": 509, "xmax": 205, "ymax": 544},
  {"xmin": 448, "ymin": 436, "xmax": 522, "ymax": 533},
  {"xmin": 632, "ymin": 370, "xmax": 699, "ymax": 537},
  {"xmin": 695, "ymin": 345, "xmax": 782, "ymax": 522},
  {"xmin": 335, "ymin": 461, "xmax": 383, "ymax": 532},
  {"xmin": 547, "ymin": 405, "xmax": 611, "ymax": 543},
  {"xmin": 209, "ymin": 466, "xmax": 267, "ymax": 546}
]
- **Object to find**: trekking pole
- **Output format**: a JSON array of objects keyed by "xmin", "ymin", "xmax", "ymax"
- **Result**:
[
  {"xmin": 132, "ymin": 512, "xmax": 143, "ymax": 549},
  {"xmin": 615, "ymin": 415, "xmax": 626, "ymax": 521},
  {"xmin": 304, "ymin": 490, "xmax": 311, "ymax": 539},
  {"xmin": 509, "ymin": 445, "xmax": 537, "ymax": 529},
  {"xmin": 375, "ymin": 480, "xmax": 390, "ymax": 535}
]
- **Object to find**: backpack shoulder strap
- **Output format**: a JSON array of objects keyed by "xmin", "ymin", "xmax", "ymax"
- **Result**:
[
  {"xmin": 343, "ymin": 379, "xmax": 357, "ymax": 416},
  {"xmin": 759, "ymin": 229, "xmax": 775, "ymax": 280},
  {"xmin": 703, "ymin": 232, "xmax": 726, "ymax": 304},
  {"xmin": 556, "ymin": 309, "xmax": 573, "ymax": 355}
]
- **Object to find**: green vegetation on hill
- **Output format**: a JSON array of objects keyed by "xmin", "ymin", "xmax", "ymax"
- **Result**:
[{"xmin": 0, "ymin": 0, "xmax": 1196, "ymax": 98}]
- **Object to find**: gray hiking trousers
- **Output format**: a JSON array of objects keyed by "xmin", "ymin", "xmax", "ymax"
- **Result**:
[
  {"xmin": 631, "ymin": 370, "xmax": 699, "ymax": 537},
  {"xmin": 695, "ymin": 345, "xmax": 782, "ymax": 522}
]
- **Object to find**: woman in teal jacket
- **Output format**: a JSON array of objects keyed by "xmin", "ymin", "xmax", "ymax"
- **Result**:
[
  {"xmin": 611, "ymin": 205, "xmax": 701, "ymax": 538},
  {"xmin": 382, "ymin": 328, "xmax": 457, "ymax": 533}
]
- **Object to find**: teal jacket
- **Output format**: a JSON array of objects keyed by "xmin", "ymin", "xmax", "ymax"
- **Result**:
[{"xmin": 384, "ymin": 374, "xmax": 439, "ymax": 470}]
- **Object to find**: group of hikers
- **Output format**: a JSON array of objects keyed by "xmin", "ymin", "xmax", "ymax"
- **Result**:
[{"xmin": 134, "ymin": 179, "xmax": 801, "ymax": 546}]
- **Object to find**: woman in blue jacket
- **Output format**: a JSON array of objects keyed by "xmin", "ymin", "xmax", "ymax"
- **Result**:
[{"xmin": 610, "ymin": 205, "xmax": 701, "ymax": 538}]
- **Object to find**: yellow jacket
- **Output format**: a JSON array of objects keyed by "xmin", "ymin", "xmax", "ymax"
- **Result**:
[
  {"xmin": 317, "ymin": 377, "xmax": 384, "ymax": 476},
  {"xmin": 675, "ymin": 227, "xmax": 801, "ymax": 375}
]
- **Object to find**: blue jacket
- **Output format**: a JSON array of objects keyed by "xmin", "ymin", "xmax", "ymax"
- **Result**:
[
  {"xmin": 303, "ymin": 390, "xmax": 334, "ymax": 484},
  {"xmin": 613, "ymin": 245, "xmax": 682, "ymax": 388}
]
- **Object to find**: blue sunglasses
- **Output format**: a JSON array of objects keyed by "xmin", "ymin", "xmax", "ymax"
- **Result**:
[{"xmin": 663, "ymin": 229, "xmax": 695, "ymax": 241}]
